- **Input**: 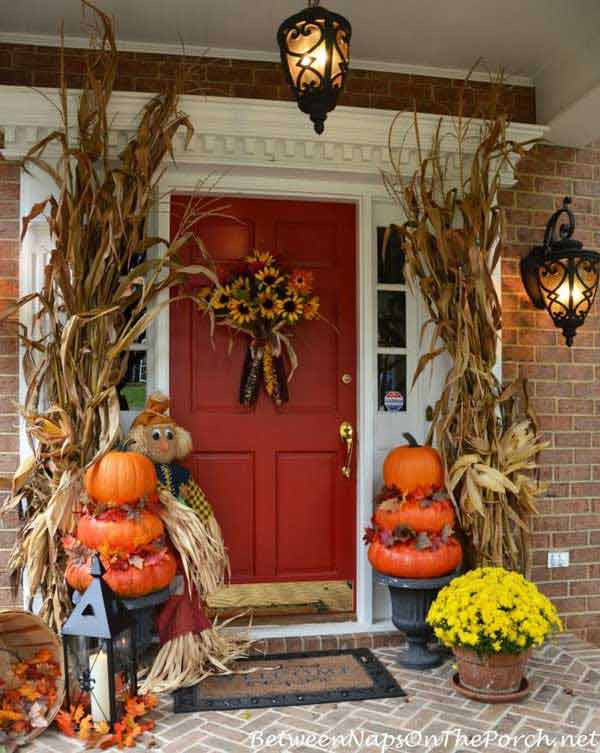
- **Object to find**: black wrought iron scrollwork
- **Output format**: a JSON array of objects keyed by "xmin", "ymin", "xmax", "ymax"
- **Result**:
[
  {"xmin": 277, "ymin": 2, "xmax": 351, "ymax": 134},
  {"xmin": 543, "ymin": 196, "xmax": 576, "ymax": 248},
  {"xmin": 78, "ymin": 669, "xmax": 96, "ymax": 694},
  {"xmin": 521, "ymin": 195, "xmax": 600, "ymax": 346}
]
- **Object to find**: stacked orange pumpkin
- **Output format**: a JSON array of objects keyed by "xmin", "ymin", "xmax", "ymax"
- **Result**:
[
  {"xmin": 65, "ymin": 451, "xmax": 177, "ymax": 598},
  {"xmin": 365, "ymin": 434, "xmax": 462, "ymax": 579}
]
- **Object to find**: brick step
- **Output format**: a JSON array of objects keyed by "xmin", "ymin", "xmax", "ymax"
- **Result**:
[{"xmin": 249, "ymin": 630, "xmax": 405, "ymax": 655}]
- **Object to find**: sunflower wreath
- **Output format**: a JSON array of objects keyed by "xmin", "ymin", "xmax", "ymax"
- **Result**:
[{"xmin": 198, "ymin": 250, "xmax": 321, "ymax": 407}]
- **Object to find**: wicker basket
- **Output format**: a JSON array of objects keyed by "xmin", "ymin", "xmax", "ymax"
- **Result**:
[{"xmin": 0, "ymin": 609, "xmax": 65, "ymax": 745}]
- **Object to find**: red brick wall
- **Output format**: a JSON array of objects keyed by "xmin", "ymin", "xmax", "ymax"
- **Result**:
[
  {"xmin": 0, "ymin": 161, "xmax": 20, "ymax": 607},
  {"xmin": 0, "ymin": 43, "xmax": 536, "ymax": 123},
  {"xmin": 501, "ymin": 144, "xmax": 600, "ymax": 644}
]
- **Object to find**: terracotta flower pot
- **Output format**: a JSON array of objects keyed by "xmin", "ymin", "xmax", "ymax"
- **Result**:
[{"xmin": 454, "ymin": 646, "xmax": 531, "ymax": 695}]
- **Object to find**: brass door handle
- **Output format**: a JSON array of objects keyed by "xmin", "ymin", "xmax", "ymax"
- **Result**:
[{"xmin": 339, "ymin": 421, "xmax": 354, "ymax": 478}]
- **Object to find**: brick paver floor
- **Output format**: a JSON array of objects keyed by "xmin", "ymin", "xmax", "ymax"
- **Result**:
[{"xmin": 26, "ymin": 633, "xmax": 600, "ymax": 753}]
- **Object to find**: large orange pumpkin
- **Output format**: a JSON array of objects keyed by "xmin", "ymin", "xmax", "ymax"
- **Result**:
[
  {"xmin": 84, "ymin": 451, "xmax": 157, "ymax": 506},
  {"xmin": 66, "ymin": 550, "xmax": 177, "ymax": 598},
  {"xmin": 383, "ymin": 434, "xmax": 444, "ymax": 494},
  {"xmin": 77, "ymin": 509, "xmax": 164, "ymax": 552},
  {"xmin": 374, "ymin": 496, "xmax": 455, "ymax": 534},
  {"xmin": 103, "ymin": 551, "xmax": 177, "ymax": 598},
  {"xmin": 368, "ymin": 537, "xmax": 462, "ymax": 579}
]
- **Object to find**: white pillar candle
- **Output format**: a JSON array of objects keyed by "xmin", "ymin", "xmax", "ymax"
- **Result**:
[{"xmin": 89, "ymin": 649, "xmax": 111, "ymax": 723}]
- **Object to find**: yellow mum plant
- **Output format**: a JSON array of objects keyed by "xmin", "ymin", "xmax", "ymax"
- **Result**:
[{"xmin": 427, "ymin": 567, "xmax": 562, "ymax": 655}]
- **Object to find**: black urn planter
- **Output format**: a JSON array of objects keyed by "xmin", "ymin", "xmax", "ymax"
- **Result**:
[
  {"xmin": 375, "ymin": 568, "xmax": 460, "ymax": 669},
  {"xmin": 121, "ymin": 586, "xmax": 171, "ymax": 661}
]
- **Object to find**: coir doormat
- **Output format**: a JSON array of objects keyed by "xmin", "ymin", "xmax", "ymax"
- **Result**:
[{"xmin": 174, "ymin": 647, "xmax": 405, "ymax": 712}]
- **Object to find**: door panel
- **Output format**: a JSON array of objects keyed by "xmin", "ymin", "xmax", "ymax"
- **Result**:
[
  {"xmin": 188, "ymin": 452, "xmax": 256, "ymax": 579},
  {"xmin": 170, "ymin": 196, "xmax": 356, "ymax": 585},
  {"xmin": 275, "ymin": 451, "xmax": 337, "ymax": 575}
]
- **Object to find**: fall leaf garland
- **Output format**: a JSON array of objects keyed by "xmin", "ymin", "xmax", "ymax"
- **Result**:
[{"xmin": 55, "ymin": 693, "xmax": 158, "ymax": 749}]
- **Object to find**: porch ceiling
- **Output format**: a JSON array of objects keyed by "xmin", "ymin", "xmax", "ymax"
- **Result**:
[{"xmin": 2, "ymin": 0, "xmax": 600, "ymax": 145}]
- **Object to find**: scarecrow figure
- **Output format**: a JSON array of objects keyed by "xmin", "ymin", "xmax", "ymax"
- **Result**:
[
  {"xmin": 128, "ymin": 392, "xmax": 214, "ymax": 525},
  {"xmin": 128, "ymin": 392, "xmax": 247, "ymax": 694}
]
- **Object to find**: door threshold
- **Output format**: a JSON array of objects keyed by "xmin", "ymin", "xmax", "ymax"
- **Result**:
[{"xmin": 246, "ymin": 619, "xmax": 395, "ymax": 640}]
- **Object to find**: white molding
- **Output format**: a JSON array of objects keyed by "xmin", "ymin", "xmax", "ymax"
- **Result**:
[
  {"xmin": 0, "ymin": 87, "xmax": 546, "ymax": 187},
  {"xmin": 356, "ymin": 193, "xmax": 375, "ymax": 627},
  {"xmin": 0, "ymin": 31, "xmax": 534, "ymax": 87}
]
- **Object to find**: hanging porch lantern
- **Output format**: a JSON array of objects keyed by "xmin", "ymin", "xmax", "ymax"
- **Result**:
[
  {"xmin": 61, "ymin": 555, "xmax": 137, "ymax": 725},
  {"xmin": 521, "ymin": 196, "xmax": 600, "ymax": 346},
  {"xmin": 277, "ymin": 0, "xmax": 351, "ymax": 135}
]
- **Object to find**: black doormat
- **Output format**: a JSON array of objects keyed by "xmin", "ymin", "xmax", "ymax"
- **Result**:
[{"xmin": 174, "ymin": 647, "xmax": 405, "ymax": 712}]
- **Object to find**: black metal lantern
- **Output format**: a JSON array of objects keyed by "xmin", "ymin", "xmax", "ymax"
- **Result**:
[
  {"xmin": 521, "ymin": 197, "xmax": 600, "ymax": 346},
  {"xmin": 277, "ymin": 0, "xmax": 351, "ymax": 134},
  {"xmin": 61, "ymin": 555, "xmax": 137, "ymax": 725}
]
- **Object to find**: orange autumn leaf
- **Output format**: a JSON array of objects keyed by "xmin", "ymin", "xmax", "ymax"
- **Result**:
[
  {"xmin": 78, "ymin": 714, "xmax": 94, "ymax": 741},
  {"xmin": 32, "ymin": 648, "xmax": 53, "ymax": 663},
  {"xmin": 144, "ymin": 694, "xmax": 158, "ymax": 710},
  {"xmin": 123, "ymin": 723, "xmax": 143, "ymax": 747},
  {"xmin": 99, "ymin": 735, "xmax": 119, "ymax": 750},
  {"xmin": 95, "ymin": 720, "xmax": 110, "ymax": 735},
  {"xmin": 125, "ymin": 698, "xmax": 146, "ymax": 717},
  {"xmin": 2, "ymin": 690, "xmax": 21, "ymax": 705},
  {"xmin": 55, "ymin": 710, "xmax": 76, "ymax": 737},
  {"xmin": 12, "ymin": 662, "xmax": 28, "ymax": 678},
  {"xmin": 72, "ymin": 704, "xmax": 86, "ymax": 724},
  {"xmin": 11, "ymin": 719, "xmax": 28, "ymax": 734},
  {"xmin": 18, "ymin": 684, "xmax": 41, "ymax": 702},
  {"xmin": 0, "ymin": 709, "xmax": 24, "ymax": 723},
  {"xmin": 111, "ymin": 720, "xmax": 126, "ymax": 748}
]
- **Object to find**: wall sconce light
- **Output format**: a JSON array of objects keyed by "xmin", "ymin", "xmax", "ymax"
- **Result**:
[
  {"xmin": 277, "ymin": 0, "xmax": 351, "ymax": 134},
  {"xmin": 520, "ymin": 196, "xmax": 600, "ymax": 346}
]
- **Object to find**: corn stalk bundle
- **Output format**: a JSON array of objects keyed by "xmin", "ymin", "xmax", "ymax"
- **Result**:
[
  {"xmin": 0, "ymin": 2, "xmax": 217, "ymax": 631},
  {"xmin": 384, "ymin": 78, "xmax": 547, "ymax": 572}
]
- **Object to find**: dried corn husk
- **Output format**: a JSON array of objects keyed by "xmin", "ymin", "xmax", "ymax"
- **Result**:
[
  {"xmin": 0, "ymin": 2, "xmax": 220, "ymax": 631},
  {"xmin": 158, "ymin": 488, "xmax": 228, "ymax": 597},
  {"xmin": 384, "ymin": 72, "xmax": 545, "ymax": 572},
  {"xmin": 139, "ymin": 617, "xmax": 251, "ymax": 695}
]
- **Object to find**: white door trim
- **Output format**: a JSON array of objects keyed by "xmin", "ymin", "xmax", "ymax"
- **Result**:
[{"xmin": 154, "ymin": 171, "xmax": 389, "ymax": 634}]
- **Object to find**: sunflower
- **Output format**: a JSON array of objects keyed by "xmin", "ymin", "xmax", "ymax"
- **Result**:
[
  {"xmin": 210, "ymin": 285, "xmax": 232, "ymax": 310},
  {"xmin": 288, "ymin": 269, "xmax": 314, "ymax": 295},
  {"xmin": 281, "ymin": 293, "xmax": 304, "ymax": 324},
  {"xmin": 228, "ymin": 298, "xmax": 256, "ymax": 325},
  {"xmin": 258, "ymin": 291, "xmax": 282, "ymax": 320},
  {"xmin": 247, "ymin": 249, "xmax": 274, "ymax": 265},
  {"xmin": 255, "ymin": 265, "xmax": 284, "ymax": 289},
  {"xmin": 196, "ymin": 286, "xmax": 212, "ymax": 310},
  {"xmin": 304, "ymin": 296, "xmax": 320, "ymax": 320},
  {"xmin": 230, "ymin": 275, "xmax": 250, "ymax": 294}
]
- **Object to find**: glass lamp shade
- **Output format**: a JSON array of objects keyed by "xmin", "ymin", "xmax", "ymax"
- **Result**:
[
  {"xmin": 278, "ymin": 2, "xmax": 351, "ymax": 134},
  {"xmin": 520, "ymin": 197, "xmax": 600, "ymax": 346},
  {"xmin": 62, "ymin": 631, "xmax": 136, "ymax": 724},
  {"xmin": 61, "ymin": 555, "xmax": 137, "ymax": 725},
  {"xmin": 536, "ymin": 251, "xmax": 600, "ymax": 346}
]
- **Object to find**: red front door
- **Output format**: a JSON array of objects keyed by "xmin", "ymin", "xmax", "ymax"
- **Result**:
[{"xmin": 170, "ymin": 197, "xmax": 356, "ymax": 586}]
